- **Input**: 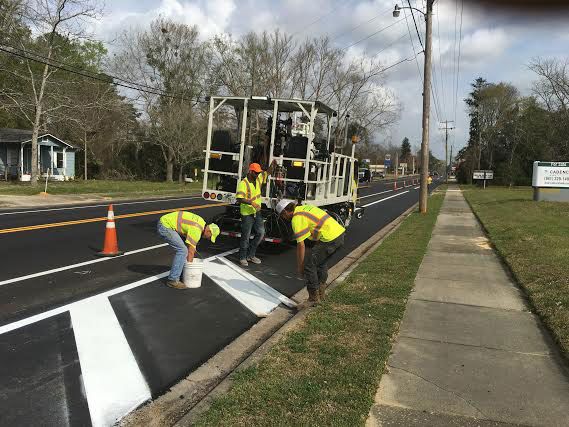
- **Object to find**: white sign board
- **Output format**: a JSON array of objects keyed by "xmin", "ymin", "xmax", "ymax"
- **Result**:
[
  {"xmin": 399, "ymin": 162, "xmax": 407, "ymax": 168},
  {"xmin": 473, "ymin": 170, "xmax": 485, "ymax": 180},
  {"xmin": 473, "ymin": 170, "xmax": 493, "ymax": 180},
  {"xmin": 532, "ymin": 161, "xmax": 569, "ymax": 188}
]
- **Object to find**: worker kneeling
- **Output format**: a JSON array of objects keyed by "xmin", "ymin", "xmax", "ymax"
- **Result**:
[
  {"xmin": 157, "ymin": 211, "xmax": 220, "ymax": 289},
  {"xmin": 276, "ymin": 200, "xmax": 345, "ymax": 307}
]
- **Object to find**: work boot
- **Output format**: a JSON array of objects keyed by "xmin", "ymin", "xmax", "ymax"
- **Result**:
[
  {"xmin": 318, "ymin": 283, "xmax": 327, "ymax": 300},
  {"xmin": 247, "ymin": 256, "xmax": 261, "ymax": 264},
  {"xmin": 166, "ymin": 280, "xmax": 187, "ymax": 290},
  {"xmin": 296, "ymin": 288, "xmax": 320, "ymax": 310}
]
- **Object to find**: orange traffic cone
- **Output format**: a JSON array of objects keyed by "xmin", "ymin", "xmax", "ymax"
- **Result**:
[
  {"xmin": 97, "ymin": 204, "xmax": 123, "ymax": 257},
  {"xmin": 404, "ymin": 180, "xmax": 406, "ymax": 187},
  {"xmin": 394, "ymin": 180, "xmax": 398, "ymax": 191}
]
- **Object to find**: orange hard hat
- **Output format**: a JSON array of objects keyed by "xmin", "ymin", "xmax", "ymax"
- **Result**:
[{"xmin": 249, "ymin": 163, "xmax": 262, "ymax": 173}]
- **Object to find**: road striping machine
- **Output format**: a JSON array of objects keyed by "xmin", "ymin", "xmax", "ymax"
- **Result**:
[{"xmin": 201, "ymin": 95, "xmax": 364, "ymax": 243}]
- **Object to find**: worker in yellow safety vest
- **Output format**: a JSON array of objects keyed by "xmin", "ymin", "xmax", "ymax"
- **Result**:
[
  {"xmin": 276, "ymin": 200, "xmax": 345, "ymax": 307},
  {"xmin": 157, "ymin": 211, "xmax": 220, "ymax": 289},
  {"xmin": 236, "ymin": 161, "xmax": 276, "ymax": 266}
]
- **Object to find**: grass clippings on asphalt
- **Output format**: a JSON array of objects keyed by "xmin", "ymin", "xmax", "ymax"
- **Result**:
[
  {"xmin": 195, "ymin": 190, "xmax": 446, "ymax": 427},
  {"xmin": 462, "ymin": 186, "xmax": 569, "ymax": 357},
  {"xmin": 0, "ymin": 179, "xmax": 201, "ymax": 197}
]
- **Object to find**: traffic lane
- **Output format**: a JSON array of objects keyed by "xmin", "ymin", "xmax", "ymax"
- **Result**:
[
  {"xmin": 0, "ymin": 236, "xmax": 241, "ymax": 326},
  {"xmin": 0, "ymin": 185, "xmax": 426, "ymax": 325},
  {"xmin": 0, "ymin": 176, "xmax": 414, "ymax": 230},
  {"xmin": 0, "ymin": 195, "xmax": 206, "ymax": 230},
  {"xmin": 0, "ymin": 205, "xmax": 226, "ymax": 282}
]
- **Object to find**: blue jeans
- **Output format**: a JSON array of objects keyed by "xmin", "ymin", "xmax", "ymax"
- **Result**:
[
  {"xmin": 157, "ymin": 221, "xmax": 187, "ymax": 281},
  {"xmin": 239, "ymin": 214, "xmax": 264, "ymax": 260}
]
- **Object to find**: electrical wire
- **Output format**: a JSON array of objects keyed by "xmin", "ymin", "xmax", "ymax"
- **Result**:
[
  {"xmin": 454, "ymin": 0, "xmax": 464, "ymax": 124},
  {"xmin": 340, "ymin": 17, "xmax": 406, "ymax": 51},
  {"xmin": 330, "ymin": 6, "xmax": 393, "ymax": 42},
  {"xmin": 0, "ymin": 44, "xmax": 204, "ymax": 103}
]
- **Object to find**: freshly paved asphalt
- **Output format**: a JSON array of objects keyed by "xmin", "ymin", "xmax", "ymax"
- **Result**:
[{"xmin": 0, "ymin": 176, "xmax": 440, "ymax": 426}]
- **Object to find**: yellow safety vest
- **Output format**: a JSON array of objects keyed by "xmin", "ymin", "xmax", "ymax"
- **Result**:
[
  {"xmin": 236, "ymin": 172, "xmax": 267, "ymax": 216},
  {"xmin": 291, "ymin": 205, "xmax": 345, "ymax": 243},
  {"xmin": 160, "ymin": 211, "xmax": 205, "ymax": 248}
]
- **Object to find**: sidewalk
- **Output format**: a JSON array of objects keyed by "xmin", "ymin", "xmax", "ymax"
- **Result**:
[{"xmin": 367, "ymin": 185, "xmax": 569, "ymax": 426}]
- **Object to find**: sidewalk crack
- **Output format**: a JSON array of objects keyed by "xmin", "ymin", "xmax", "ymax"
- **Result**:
[{"xmin": 387, "ymin": 364, "xmax": 487, "ymax": 418}]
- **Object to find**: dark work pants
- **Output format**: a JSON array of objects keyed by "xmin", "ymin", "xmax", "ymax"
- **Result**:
[{"xmin": 304, "ymin": 233, "xmax": 345, "ymax": 291}]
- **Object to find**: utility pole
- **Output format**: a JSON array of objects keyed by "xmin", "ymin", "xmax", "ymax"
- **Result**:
[
  {"xmin": 449, "ymin": 145, "xmax": 453, "ymax": 178},
  {"xmin": 439, "ymin": 120, "xmax": 454, "ymax": 184},
  {"xmin": 393, "ymin": 1, "xmax": 433, "ymax": 212}
]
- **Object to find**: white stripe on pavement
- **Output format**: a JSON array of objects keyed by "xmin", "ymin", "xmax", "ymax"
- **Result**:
[
  {"xmin": 0, "ymin": 243, "xmax": 170, "ymax": 287},
  {"xmin": 0, "ymin": 196, "xmax": 201, "ymax": 216},
  {"xmin": 357, "ymin": 189, "xmax": 392, "ymax": 200},
  {"xmin": 362, "ymin": 190, "xmax": 410, "ymax": 208},
  {"xmin": 414, "ymin": 186, "xmax": 420, "ymax": 189},
  {"xmin": 0, "ymin": 248, "xmax": 239, "ymax": 335},
  {"xmin": 70, "ymin": 298, "xmax": 151, "ymax": 427}
]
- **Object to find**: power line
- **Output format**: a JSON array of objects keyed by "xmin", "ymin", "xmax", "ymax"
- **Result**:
[
  {"xmin": 330, "ymin": 6, "xmax": 393, "ymax": 42},
  {"xmin": 435, "ymin": 1, "xmax": 446, "ymax": 120},
  {"xmin": 454, "ymin": 0, "xmax": 464, "ymax": 123},
  {"xmin": 317, "ymin": 52, "xmax": 420, "ymax": 101},
  {"xmin": 290, "ymin": 0, "xmax": 357, "ymax": 40},
  {"xmin": 340, "ymin": 17, "xmax": 406, "ymax": 51},
  {"xmin": 407, "ymin": 0, "xmax": 424, "ymax": 50},
  {"xmin": 403, "ymin": 7, "xmax": 423, "ymax": 81},
  {"xmin": 0, "ymin": 44, "xmax": 203, "ymax": 103}
]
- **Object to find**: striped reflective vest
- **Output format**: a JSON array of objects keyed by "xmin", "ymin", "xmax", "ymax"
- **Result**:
[
  {"xmin": 236, "ymin": 172, "xmax": 267, "ymax": 216},
  {"xmin": 291, "ymin": 205, "xmax": 345, "ymax": 243},
  {"xmin": 160, "ymin": 211, "xmax": 205, "ymax": 248}
]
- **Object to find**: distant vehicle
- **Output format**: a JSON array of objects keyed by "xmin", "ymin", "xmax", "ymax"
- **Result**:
[{"xmin": 358, "ymin": 168, "xmax": 371, "ymax": 183}]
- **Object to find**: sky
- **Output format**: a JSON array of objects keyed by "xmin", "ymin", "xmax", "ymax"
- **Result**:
[{"xmin": 90, "ymin": 0, "xmax": 569, "ymax": 160}]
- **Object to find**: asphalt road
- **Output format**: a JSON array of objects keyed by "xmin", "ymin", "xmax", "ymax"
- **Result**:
[{"xmin": 0, "ymin": 176, "xmax": 440, "ymax": 426}]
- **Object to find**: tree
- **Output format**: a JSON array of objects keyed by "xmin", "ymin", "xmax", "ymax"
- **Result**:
[
  {"xmin": 0, "ymin": 0, "xmax": 101, "ymax": 185},
  {"xmin": 400, "ymin": 137, "xmax": 411, "ymax": 163},
  {"xmin": 114, "ymin": 18, "xmax": 215, "ymax": 181}
]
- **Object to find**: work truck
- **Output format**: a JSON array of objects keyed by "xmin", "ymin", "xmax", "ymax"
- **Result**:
[{"xmin": 201, "ymin": 95, "xmax": 363, "ymax": 243}]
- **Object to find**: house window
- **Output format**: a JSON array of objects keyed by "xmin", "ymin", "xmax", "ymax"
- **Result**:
[{"xmin": 55, "ymin": 152, "xmax": 64, "ymax": 169}]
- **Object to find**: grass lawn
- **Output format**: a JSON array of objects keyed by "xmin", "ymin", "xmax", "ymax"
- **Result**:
[
  {"xmin": 0, "ymin": 180, "xmax": 202, "ymax": 197},
  {"xmin": 196, "ymin": 190, "xmax": 446, "ymax": 426},
  {"xmin": 462, "ymin": 186, "xmax": 569, "ymax": 357}
]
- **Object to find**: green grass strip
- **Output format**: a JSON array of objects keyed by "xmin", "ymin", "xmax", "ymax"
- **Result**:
[
  {"xmin": 462, "ymin": 186, "xmax": 569, "ymax": 357},
  {"xmin": 196, "ymin": 191, "xmax": 446, "ymax": 426},
  {"xmin": 0, "ymin": 180, "xmax": 201, "ymax": 196}
]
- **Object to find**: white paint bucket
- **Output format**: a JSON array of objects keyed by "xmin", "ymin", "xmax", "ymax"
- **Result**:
[{"xmin": 182, "ymin": 259, "xmax": 203, "ymax": 288}]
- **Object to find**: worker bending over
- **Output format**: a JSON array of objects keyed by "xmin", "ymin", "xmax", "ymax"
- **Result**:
[
  {"xmin": 157, "ymin": 211, "xmax": 220, "ymax": 289},
  {"xmin": 236, "ymin": 160, "xmax": 276, "ymax": 266},
  {"xmin": 276, "ymin": 200, "xmax": 345, "ymax": 306}
]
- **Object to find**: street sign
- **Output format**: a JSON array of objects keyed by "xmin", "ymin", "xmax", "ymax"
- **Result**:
[
  {"xmin": 399, "ymin": 162, "xmax": 407, "ymax": 168},
  {"xmin": 532, "ymin": 161, "xmax": 569, "ymax": 188},
  {"xmin": 473, "ymin": 170, "xmax": 485, "ymax": 180},
  {"xmin": 473, "ymin": 170, "xmax": 493, "ymax": 180},
  {"xmin": 363, "ymin": 158, "xmax": 371, "ymax": 164}
]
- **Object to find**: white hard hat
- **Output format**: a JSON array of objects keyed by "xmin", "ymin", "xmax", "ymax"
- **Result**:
[{"xmin": 275, "ymin": 199, "xmax": 294, "ymax": 215}]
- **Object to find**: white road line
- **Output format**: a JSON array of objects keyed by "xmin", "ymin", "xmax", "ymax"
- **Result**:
[
  {"xmin": 358, "ymin": 189, "xmax": 393, "ymax": 200},
  {"xmin": 414, "ymin": 186, "xmax": 420, "ymax": 189},
  {"xmin": 70, "ymin": 298, "xmax": 151, "ymax": 427},
  {"xmin": 0, "ymin": 243, "xmax": 170, "ymax": 287},
  {"xmin": 217, "ymin": 257, "xmax": 297, "ymax": 309},
  {"xmin": 0, "ymin": 196, "xmax": 201, "ymax": 216},
  {"xmin": 362, "ymin": 190, "xmax": 410, "ymax": 208},
  {"xmin": 0, "ymin": 249, "xmax": 239, "ymax": 335}
]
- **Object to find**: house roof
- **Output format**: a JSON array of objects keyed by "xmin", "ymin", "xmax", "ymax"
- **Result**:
[
  {"xmin": 0, "ymin": 128, "xmax": 75, "ymax": 149},
  {"xmin": 0, "ymin": 128, "xmax": 33, "ymax": 143}
]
